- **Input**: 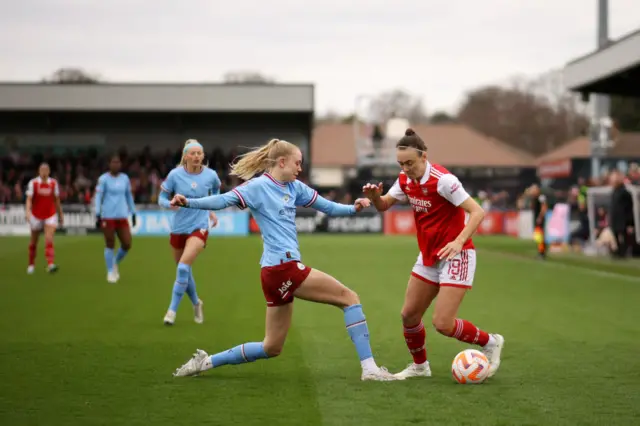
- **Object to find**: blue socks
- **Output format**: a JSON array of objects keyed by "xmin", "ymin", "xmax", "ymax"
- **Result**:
[
  {"xmin": 210, "ymin": 342, "xmax": 269, "ymax": 368},
  {"xmin": 104, "ymin": 248, "xmax": 114, "ymax": 273},
  {"xmin": 344, "ymin": 304, "xmax": 373, "ymax": 361},
  {"xmin": 185, "ymin": 271, "xmax": 199, "ymax": 305},
  {"xmin": 169, "ymin": 263, "xmax": 190, "ymax": 312},
  {"xmin": 115, "ymin": 248, "xmax": 128, "ymax": 265}
]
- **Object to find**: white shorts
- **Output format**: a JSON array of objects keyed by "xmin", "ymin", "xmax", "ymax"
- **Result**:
[
  {"xmin": 411, "ymin": 249, "xmax": 476, "ymax": 288},
  {"xmin": 29, "ymin": 214, "xmax": 58, "ymax": 231}
]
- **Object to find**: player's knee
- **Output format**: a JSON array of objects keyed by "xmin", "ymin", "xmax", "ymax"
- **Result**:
[
  {"xmin": 432, "ymin": 314, "xmax": 455, "ymax": 335},
  {"xmin": 121, "ymin": 241, "xmax": 131, "ymax": 251},
  {"xmin": 262, "ymin": 341, "xmax": 283, "ymax": 358},
  {"xmin": 401, "ymin": 308, "xmax": 422, "ymax": 327},
  {"xmin": 176, "ymin": 263, "xmax": 191, "ymax": 282},
  {"xmin": 342, "ymin": 288, "xmax": 360, "ymax": 308}
]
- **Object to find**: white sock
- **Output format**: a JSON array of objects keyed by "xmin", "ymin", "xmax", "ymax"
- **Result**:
[
  {"xmin": 361, "ymin": 357, "xmax": 377, "ymax": 372},
  {"xmin": 485, "ymin": 334, "xmax": 497, "ymax": 347}
]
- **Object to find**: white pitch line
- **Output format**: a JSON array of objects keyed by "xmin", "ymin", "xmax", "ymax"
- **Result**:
[{"xmin": 481, "ymin": 248, "xmax": 640, "ymax": 283}]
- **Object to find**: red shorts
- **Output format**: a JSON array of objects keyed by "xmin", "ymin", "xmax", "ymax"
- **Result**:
[
  {"xmin": 170, "ymin": 229, "xmax": 209, "ymax": 249},
  {"xmin": 260, "ymin": 261, "xmax": 312, "ymax": 306},
  {"xmin": 101, "ymin": 218, "xmax": 129, "ymax": 230}
]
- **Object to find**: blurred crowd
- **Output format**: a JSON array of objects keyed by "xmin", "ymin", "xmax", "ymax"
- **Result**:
[{"xmin": 0, "ymin": 146, "xmax": 258, "ymax": 205}]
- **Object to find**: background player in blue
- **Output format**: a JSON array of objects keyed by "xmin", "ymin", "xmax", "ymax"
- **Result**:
[
  {"xmin": 171, "ymin": 138, "xmax": 399, "ymax": 381},
  {"xmin": 94, "ymin": 155, "xmax": 136, "ymax": 284},
  {"xmin": 158, "ymin": 140, "xmax": 221, "ymax": 326}
]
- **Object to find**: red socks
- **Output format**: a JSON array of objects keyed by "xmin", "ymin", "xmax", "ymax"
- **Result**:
[
  {"xmin": 28, "ymin": 243, "xmax": 37, "ymax": 266},
  {"xmin": 403, "ymin": 321, "xmax": 427, "ymax": 364},
  {"xmin": 439, "ymin": 318, "xmax": 490, "ymax": 347},
  {"xmin": 45, "ymin": 241, "xmax": 55, "ymax": 266}
]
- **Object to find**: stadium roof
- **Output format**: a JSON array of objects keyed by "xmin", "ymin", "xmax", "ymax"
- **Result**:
[
  {"xmin": 537, "ymin": 132, "xmax": 640, "ymax": 163},
  {"xmin": 311, "ymin": 123, "xmax": 536, "ymax": 167},
  {"xmin": 0, "ymin": 83, "xmax": 314, "ymax": 112},
  {"xmin": 564, "ymin": 28, "xmax": 640, "ymax": 97}
]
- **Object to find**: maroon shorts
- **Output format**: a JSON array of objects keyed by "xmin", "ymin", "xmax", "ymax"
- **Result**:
[
  {"xmin": 170, "ymin": 229, "xmax": 209, "ymax": 249},
  {"xmin": 260, "ymin": 261, "xmax": 312, "ymax": 306},
  {"xmin": 101, "ymin": 218, "xmax": 129, "ymax": 230}
]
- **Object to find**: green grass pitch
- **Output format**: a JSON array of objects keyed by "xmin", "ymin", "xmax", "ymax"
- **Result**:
[{"xmin": 1, "ymin": 235, "xmax": 639, "ymax": 425}]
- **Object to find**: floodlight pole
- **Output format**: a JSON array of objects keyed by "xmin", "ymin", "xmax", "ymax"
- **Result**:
[{"xmin": 591, "ymin": 0, "xmax": 611, "ymax": 179}]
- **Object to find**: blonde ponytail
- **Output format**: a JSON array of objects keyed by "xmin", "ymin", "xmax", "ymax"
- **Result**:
[{"xmin": 230, "ymin": 138, "xmax": 296, "ymax": 181}]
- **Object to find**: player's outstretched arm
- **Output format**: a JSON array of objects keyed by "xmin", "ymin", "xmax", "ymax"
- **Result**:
[
  {"xmin": 175, "ymin": 191, "xmax": 241, "ymax": 211},
  {"xmin": 294, "ymin": 181, "xmax": 359, "ymax": 216}
]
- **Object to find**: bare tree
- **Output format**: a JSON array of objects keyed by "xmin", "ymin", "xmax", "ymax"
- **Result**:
[
  {"xmin": 457, "ymin": 73, "xmax": 589, "ymax": 155},
  {"xmin": 223, "ymin": 71, "xmax": 274, "ymax": 84},
  {"xmin": 42, "ymin": 67, "xmax": 101, "ymax": 84},
  {"xmin": 429, "ymin": 111, "xmax": 456, "ymax": 124},
  {"xmin": 367, "ymin": 89, "xmax": 428, "ymax": 124}
]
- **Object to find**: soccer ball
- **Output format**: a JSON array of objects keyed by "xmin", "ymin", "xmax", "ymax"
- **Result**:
[{"xmin": 451, "ymin": 349, "xmax": 490, "ymax": 384}]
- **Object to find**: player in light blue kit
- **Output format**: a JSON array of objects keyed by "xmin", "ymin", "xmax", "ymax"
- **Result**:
[
  {"xmin": 158, "ymin": 140, "xmax": 221, "ymax": 326},
  {"xmin": 171, "ymin": 138, "xmax": 399, "ymax": 381},
  {"xmin": 95, "ymin": 155, "xmax": 137, "ymax": 284}
]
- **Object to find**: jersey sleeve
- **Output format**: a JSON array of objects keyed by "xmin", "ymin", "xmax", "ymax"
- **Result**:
[
  {"xmin": 125, "ymin": 176, "xmax": 136, "ymax": 213},
  {"xmin": 437, "ymin": 174, "xmax": 470, "ymax": 207},
  {"xmin": 160, "ymin": 170, "xmax": 175, "ymax": 194},
  {"xmin": 230, "ymin": 179, "xmax": 261, "ymax": 210},
  {"xmin": 293, "ymin": 180, "xmax": 318, "ymax": 207},
  {"xmin": 388, "ymin": 178, "xmax": 408, "ymax": 202},
  {"xmin": 25, "ymin": 179, "xmax": 34, "ymax": 197},
  {"xmin": 53, "ymin": 179, "xmax": 60, "ymax": 197},
  {"xmin": 94, "ymin": 175, "xmax": 106, "ymax": 214},
  {"xmin": 211, "ymin": 170, "xmax": 222, "ymax": 195}
]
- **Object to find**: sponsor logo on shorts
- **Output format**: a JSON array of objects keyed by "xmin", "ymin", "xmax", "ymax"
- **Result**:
[
  {"xmin": 278, "ymin": 279, "xmax": 294, "ymax": 295},
  {"xmin": 297, "ymin": 262, "xmax": 306, "ymax": 270}
]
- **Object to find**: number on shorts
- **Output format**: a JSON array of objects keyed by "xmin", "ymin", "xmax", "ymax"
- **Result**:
[{"xmin": 447, "ymin": 258, "xmax": 461, "ymax": 280}]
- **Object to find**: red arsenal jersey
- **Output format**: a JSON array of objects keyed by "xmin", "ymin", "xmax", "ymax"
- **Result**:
[
  {"xmin": 26, "ymin": 177, "xmax": 59, "ymax": 220},
  {"xmin": 388, "ymin": 163, "xmax": 474, "ymax": 266}
]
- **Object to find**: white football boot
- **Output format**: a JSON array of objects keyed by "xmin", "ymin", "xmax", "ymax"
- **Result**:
[
  {"xmin": 47, "ymin": 264, "xmax": 59, "ymax": 273},
  {"xmin": 173, "ymin": 349, "xmax": 210, "ymax": 377},
  {"xmin": 107, "ymin": 270, "xmax": 118, "ymax": 284},
  {"xmin": 361, "ymin": 366, "xmax": 403, "ymax": 381},
  {"xmin": 27, "ymin": 265, "xmax": 35, "ymax": 274},
  {"xmin": 163, "ymin": 310, "xmax": 176, "ymax": 326},
  {"xmin": 193, "ymin": 299, "xmax": 204, "ymax": 324},
  {"xmin": 113, "ymin": 263, "xmax": 120, "ymax": 281},
  {"xmin": 394, "ymin": 361, "xmax": 432, "ymax": 380},
  {"xmin": 482, "ymin": 334, "xmax": 505, "ymax": 378}
]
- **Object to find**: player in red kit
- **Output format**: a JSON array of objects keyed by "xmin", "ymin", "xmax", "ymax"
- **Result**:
[
  {"xmin": 25, "ymin": 163, "xmax": 63, "ymax": 274},
  {"xmin": 363, "ymin": 128, "xmax": 504, "ymax": 380}
]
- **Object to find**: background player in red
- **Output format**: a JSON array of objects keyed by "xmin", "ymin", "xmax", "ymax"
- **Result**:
[
  {"xmin": 363, "ymin": 128, "xmax": 505, "ymax": 380},
  {"xmin": 25, "ymin": 162, "xmax": 63, "ymax": 274}
]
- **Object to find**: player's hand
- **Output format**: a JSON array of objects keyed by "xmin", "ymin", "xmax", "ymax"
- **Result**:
[
  {"xmin": 95, "ymin": 215, "xmax": 101, "ymax": 229},
  {"xmin": 131, "ymin": 214, "xmax": 137, "ymax": 227},
  {"xmin": 438, "ymin": 239, "xmax": 463, "ymax": 261},
  {"xmin": 171, "ymin": 194, "xmax": 188, "ymax": 207},
  {"xmin": 58, "ymin": 215, "xmax": 64, "ymax": 228},
  {"xmin": 209, "ymin": 212, "xmax": 218, "ymax": 227},
  {"xmin": 362, "ymin": 182, "xmax": 383, "ymax": 200},
  {"xmin": 354, "ymin": 198, "xmax": 371, "ymax": 212}
]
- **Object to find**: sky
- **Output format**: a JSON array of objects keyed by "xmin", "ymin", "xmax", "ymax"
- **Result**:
[{"xmin": 1, "ymin": 0, "xmax": 639, "ymax": 116}]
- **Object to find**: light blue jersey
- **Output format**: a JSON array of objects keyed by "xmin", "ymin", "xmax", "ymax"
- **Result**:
[
  {"xmin": 186, "ymin": 173, "xmax": 355, "ymax": 266},
  {"xmin": 95, "ymin": 173, "xmax": 136, "ymax": 219},
  {"xmin": 159, "ymin": 166, "xmax": 221, "ymax": 234}
]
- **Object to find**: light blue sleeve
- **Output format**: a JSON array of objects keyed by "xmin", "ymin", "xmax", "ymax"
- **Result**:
[
  {"xmin": 294, "ymin": 180, "xmax": 355, "ymax": 216},
  {"xmin": 186, "ymin": 191, "xmax": 243, "ymax": 211},
  {"xmin": 125, "ymin": 176, "xmax": 136, "ymax": 214},
  {"xmin": 94, "ymin": 175, "xmax": 106, "ymax": 216},
  {"xmin": 158, "ymin": 171, "xmax": 175, "ymax": 208},
  {"xmin": 229, "ymin": 179, "xmax": 262, "ymax": 210}
]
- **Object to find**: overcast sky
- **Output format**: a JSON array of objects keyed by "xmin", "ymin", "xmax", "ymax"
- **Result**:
[{"xmin": 1, "ymin": 0, "xmax": 639, "ymax": 115}]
